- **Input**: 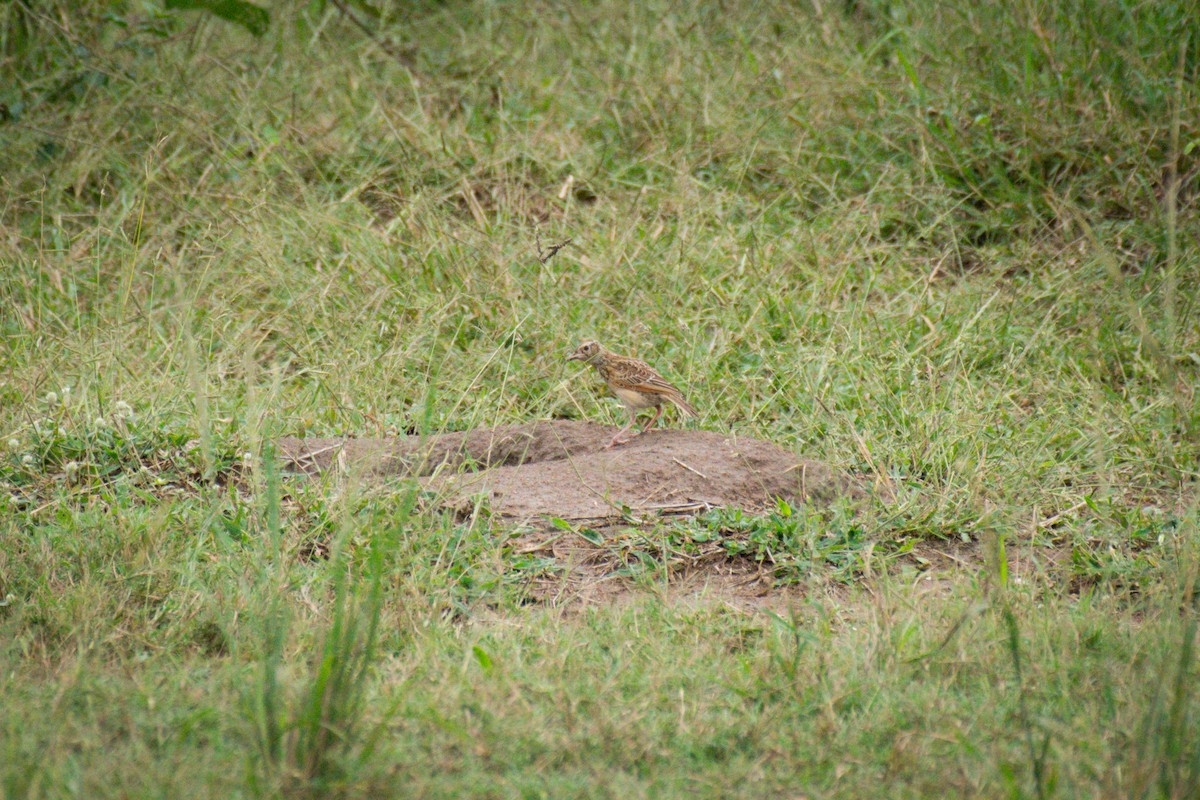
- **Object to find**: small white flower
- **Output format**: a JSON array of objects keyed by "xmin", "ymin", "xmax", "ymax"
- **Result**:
[
  {"xmin": 114, "ymin": 400, "xmax": 133, "ymax": 418},
  {"xmin": 21, "ymin": 454, "xmax": 34, "ymax": 466},
  {"xmin": 242, "ymin": 452, "xmax": 254, "ymax": 463},
  {"xmin": 64, "ymin": 461, "xmax": 80, "ymax": 475},
  {"xmin": 94, "ymin": 416, "xmax": 108, "ymax": 428},
  {"xmin": 44, "ymin": 391, "xmax": 58, "ymax": 405},
  {"xmin": 6, "ymin": 438, "xmax": 17, "ymax": 449},
  {"xmin": 61, "ymin": 386, "xmax": 71, "ymax": 398}
]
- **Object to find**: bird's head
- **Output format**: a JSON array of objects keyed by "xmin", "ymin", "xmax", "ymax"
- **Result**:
[{"xmin": 567, "ymin": 340, "xmax": 603, "ymax": 364}]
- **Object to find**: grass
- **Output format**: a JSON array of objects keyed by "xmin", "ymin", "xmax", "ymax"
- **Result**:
[{"xmin": 1, "ymin": 0, "xmax": 1199, "ymax": 796}]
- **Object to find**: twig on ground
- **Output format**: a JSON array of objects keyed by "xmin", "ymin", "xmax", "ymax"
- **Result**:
[
  {"xmin": 328, "ymin": 0, "xmax": 415, "ymax": 68},
  {"xmin": 535, "ymin": 223, "xmax": 572, "ymax": 264}
]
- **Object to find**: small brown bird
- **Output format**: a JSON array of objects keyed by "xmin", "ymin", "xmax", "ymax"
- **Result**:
[{"xmin": 567, "ymin": 341, "xmax": 697, "ymax": 448}]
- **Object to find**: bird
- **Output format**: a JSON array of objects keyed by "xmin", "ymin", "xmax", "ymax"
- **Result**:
[{"xmin": 567, "ymin": 340, "xmax": 697, "ymax": 448}]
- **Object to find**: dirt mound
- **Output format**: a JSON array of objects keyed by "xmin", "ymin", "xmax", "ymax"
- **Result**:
[
  {"xmin": 278, "ymin": 420, "xmax": 847, "ymax": 522},
  {"xmin": 278, "ymin": 421, "xmax": 861, "ymax": 609}
]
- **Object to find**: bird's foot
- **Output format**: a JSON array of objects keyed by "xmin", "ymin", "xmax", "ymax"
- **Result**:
[
  {"xmin": 640, "ymin": 407, "xmax": 664, "ymax": 433},
  {"xmin": 606, "ymin": 431, "xmax": 639, "ymax": 448}
]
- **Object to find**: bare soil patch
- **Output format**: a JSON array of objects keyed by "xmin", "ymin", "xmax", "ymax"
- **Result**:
[
  {"xmin": 278, "ymin": 420, "xmax": 861, "ymax": 608},
  {"xmin": 279, "ymin": 420, "xmax": 848, "ymax": 518}
]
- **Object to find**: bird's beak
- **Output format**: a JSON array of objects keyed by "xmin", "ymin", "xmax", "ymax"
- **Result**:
[{"xmin": 566, "ymin": 352, "xmax": 582, "ymax": 362}]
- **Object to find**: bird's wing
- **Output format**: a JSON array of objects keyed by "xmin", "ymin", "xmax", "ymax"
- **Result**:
[{"xmin": 606, "ymin": 357, "xmax": 662, "ymax": 388}]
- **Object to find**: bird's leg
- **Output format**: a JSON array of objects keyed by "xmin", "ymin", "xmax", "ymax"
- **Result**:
[
  {"xmin": 640, "ymin": 404, "xmax": 664, "ymax": 433},
  {"xmin": 606, "ymin": 407, "xmax": 640, "ymax": 448}
]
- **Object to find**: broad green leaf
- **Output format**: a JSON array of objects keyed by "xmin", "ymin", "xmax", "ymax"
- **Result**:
[
  {"xmin": 472, "ymin": 645, "xmax": 493, "ymax": 671},
  {"xmin": 576, "ymin": 527, "xmax": 603, "ymax": 545},
  {"xmin": 165, "ymin": 0, "xmax": 270, "ymax": 37}
]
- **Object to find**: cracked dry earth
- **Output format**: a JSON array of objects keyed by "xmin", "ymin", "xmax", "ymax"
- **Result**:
[{"xmin": 278, "ymin": 420, "xmax": 858, "ymax": 608}]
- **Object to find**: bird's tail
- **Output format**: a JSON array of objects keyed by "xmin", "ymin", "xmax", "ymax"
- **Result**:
[{"xmin": 669, "ymin": 392, "xmax": 698, "ymax": 418}]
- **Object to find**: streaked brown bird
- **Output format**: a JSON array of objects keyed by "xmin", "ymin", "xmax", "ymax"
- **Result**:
[{"xmin": 567, "ymin": 340, "xmax": 697, "ymax": 448}]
